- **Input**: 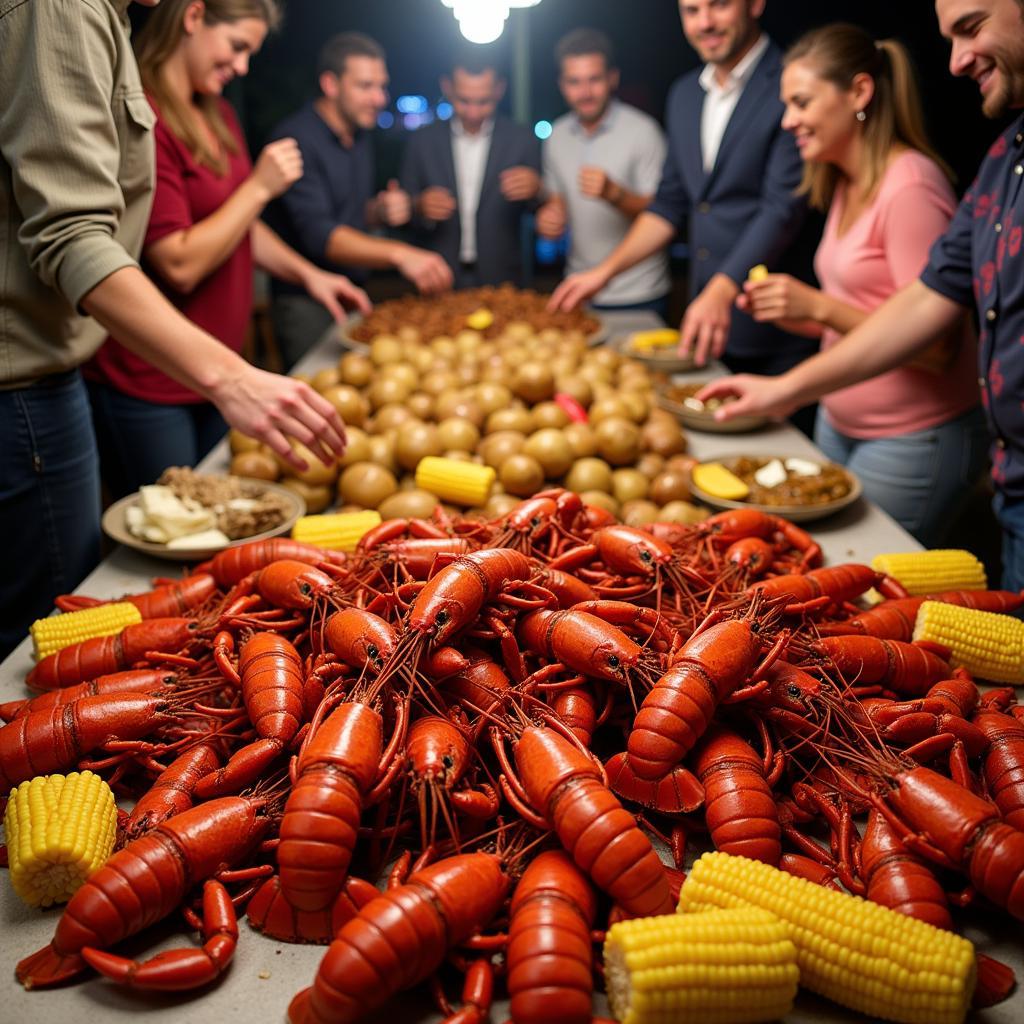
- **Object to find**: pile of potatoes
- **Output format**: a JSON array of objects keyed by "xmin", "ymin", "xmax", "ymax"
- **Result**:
[{"xmin": 230, "ymin": 325, "xmax": 709, "ymax": 528}]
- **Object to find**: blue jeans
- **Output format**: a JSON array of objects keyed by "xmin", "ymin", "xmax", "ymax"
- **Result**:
[
  {"xmin": 814, "ymin": 407, "xmax": 990, "ymax": 547},
  {"xmin": 87, "ymin": 381, "xmax": 227, "ymax": 499},
  {"xmin": 0, "ymin": 371, "xmax": 101, "ymax": 660},
  {"xmin": 993, "ymin": 491, "xmax": 1024, "ymax": 594}
]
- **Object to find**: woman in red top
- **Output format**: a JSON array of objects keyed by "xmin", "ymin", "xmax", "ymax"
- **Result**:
[{"xmin": 86, "ymin": 0, "xmax": 370, "ymax": 497}]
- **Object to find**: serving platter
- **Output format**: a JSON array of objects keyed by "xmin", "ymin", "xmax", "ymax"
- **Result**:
[
  {"xmin": 101, "ymin": 479, "xmax": 305, "ymax": 562},
  {"xmin": 336, "ymin": 308, "xmax": 610, "ymax": 350},
  {"xmin": 689, "ymin": 454, "xmax": 863, "ymax": 523},
  {"xmin": 657, "ymin": 383, "xmax": 768, "ymax": 434},
  {"xmin": 616, "ymin": 333, "xmax": 698, "ymax": 373}
]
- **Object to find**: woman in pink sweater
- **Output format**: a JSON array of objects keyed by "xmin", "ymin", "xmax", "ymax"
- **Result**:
[{"xmin": 728, "ymin": 24, "xmax": 987, "ymax": 545}]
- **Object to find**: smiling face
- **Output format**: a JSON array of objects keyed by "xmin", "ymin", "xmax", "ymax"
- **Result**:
[
  {"xmin": 781, "ymin": 58, "xmax": 868, "ymax": 166},
  {"xmin": 936, "ymin": 0, "xmax": 1024, "ymax": 117},
  {"xmin": 678, "ymin": 0, "xmax": 764, "ymax": 71},
  {"xmin": 443, "ymin": 68, "xmax": 504, "ymax": 135},
  {"xmin": 182, "ymin": 7, "xmax": 267, "ymax": 95},
  {"xmin": 326, "ymin": 55, "xmax": 389, "ymax": 133},
  {"xmin": 559, "ymin": 53, "xmax": 619, "ymax": 126}
]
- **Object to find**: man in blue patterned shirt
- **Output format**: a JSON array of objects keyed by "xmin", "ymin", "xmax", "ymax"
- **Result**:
[{"xmin": 700, "ymin": 0, "xmax": 1024, "ymax": 589}]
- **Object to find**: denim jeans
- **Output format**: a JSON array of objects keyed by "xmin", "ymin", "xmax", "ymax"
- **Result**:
[
  {"xmin": 270, "ymin": 292, "xmax": 335, "ymax": 372},
  {"xmin": 993, "ymin": 491, "xmax": 1024, "ymax": 594},
  {"xmin": 814, "ymin": 406, "xmax": 990, "ymax": 547},
  {"xmin": 0, "ymin": 371, "xmax": 101, "ymax": 660},
  {"xmin": 87, "ymin": 381, "xmax": 228, "ymax": 499}
]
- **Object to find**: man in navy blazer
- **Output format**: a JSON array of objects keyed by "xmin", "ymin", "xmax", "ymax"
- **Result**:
[
  {"xmin": 400, "ymin": 56, "xmax": 542, "ymax": 288},
  {"xmin": 551, "ymin": 0, "xmax": 818, "ymax": 381}
]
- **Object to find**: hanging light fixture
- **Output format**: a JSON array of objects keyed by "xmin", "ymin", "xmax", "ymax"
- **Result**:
[{"xmin": 441, "ymin": 0, "xmax": 542, "ymax": 46}]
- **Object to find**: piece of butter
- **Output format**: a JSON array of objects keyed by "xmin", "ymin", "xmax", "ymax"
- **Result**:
[
  {"xmin": 785, "ymin": 457, "xmax": 822, "ymax": 477},
  {"xmin": 754, "ymin": 459, "xmax": 788, "ymax": 488},
  {"xmin": 166, "ymin": 528, "xmax": 231, "ymax": 550},
  {"xmin": 747, "ymin": 264, "xmax": 769, "ymax": 281}
]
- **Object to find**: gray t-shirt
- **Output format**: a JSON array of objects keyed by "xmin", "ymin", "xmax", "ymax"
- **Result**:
[{"xmin": 543, "ymin": 100, "xmax": 670, "ymax": 306}]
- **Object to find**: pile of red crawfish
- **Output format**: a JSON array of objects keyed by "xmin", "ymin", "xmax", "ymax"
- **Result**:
[{"xmin": 4, "ymin": 488, "xmax": 1024, "ymax": 1022}]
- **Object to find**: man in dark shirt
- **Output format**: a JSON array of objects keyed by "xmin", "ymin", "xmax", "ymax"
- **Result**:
[
  {"xmin": 703, "ymin": 0, "xmax": 1024, "ymax": 590},
  {"xmin": 265, "ymin": 33, "xmax": 452, "ymax": 367}
]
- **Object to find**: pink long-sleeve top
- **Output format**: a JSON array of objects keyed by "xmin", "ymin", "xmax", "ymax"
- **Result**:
[{"xmin": 815, "ymin": 149, "xmax": 979, "ymax": 438}]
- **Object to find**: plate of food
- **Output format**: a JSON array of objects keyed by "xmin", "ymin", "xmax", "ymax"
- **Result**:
[
  {"xmin": 689, "ymin": 454, "xmax": 862, "ymax": 522},
  {"xmin": 337, "ymin": 284, "xmax": 607, "ymax": 349},
  {"xmin": 101, "ymin": 467, "xmax": 305, "ymax": 561},
  {"xmin": 617, "ymin": 329, "xmax": 698, "ymax": 373},
  {"xmin": 657, "ymin": 381, "xmax": 768, "ymax": 433}
]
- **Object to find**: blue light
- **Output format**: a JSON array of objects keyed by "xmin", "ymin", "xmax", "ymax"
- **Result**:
[
  {"xmin": 534, "ymin": 119, "xmax": 552, "ymax": 141},
  {"xmin": 377, "ymin": 111, "xmax": 395, "ymax": 129},
  {"xmin": 403, "ymin": 113, "xmax": 423, "ymax": 130},
  {"xmin": 396, "ymin": 94, "xmax": 428, "ymax": 115},
  {"xmin": 436, "ymin": 102, "xmax": 454, "ymax": 121}
]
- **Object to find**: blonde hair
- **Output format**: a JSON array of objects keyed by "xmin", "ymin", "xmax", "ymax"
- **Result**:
[
  {"xmin": 136, "ymin": 0, "xmax": 281, "ymax": 174},
  {"xmin": 784, "ymin": 24, "xmax": 952, "ymax": 210}
]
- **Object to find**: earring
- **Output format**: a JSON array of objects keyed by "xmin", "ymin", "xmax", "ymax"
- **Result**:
[{"xmin": 856, "ymin": 110, "xmax": 866, "ymax": 123}]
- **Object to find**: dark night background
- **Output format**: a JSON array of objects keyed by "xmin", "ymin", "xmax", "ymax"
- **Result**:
[{"xmin": 129, "ymin": 0, "xmax": 1011, "ymax": 193}]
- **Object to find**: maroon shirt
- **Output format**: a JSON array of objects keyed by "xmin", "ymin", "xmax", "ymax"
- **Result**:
[{"xmin": 86, "ymin": 97, "xmax": 253, "ymax": 404}]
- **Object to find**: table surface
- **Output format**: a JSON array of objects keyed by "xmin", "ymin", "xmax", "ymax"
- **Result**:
[{"xmin": 1, "ymin": 309, "xmax": 1018, "ymax": 1023}]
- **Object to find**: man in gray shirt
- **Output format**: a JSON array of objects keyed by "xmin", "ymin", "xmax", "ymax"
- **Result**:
[{"xmin": 536, "ymin": 29, "xmax": 670, "ymax": 314}]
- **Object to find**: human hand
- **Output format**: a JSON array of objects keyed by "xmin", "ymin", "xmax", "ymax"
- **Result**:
[
  {"xmin": 696, "ymin": 373, "xmax": 800, "ymax": 422},
  {"xmin": 418, "ymin": 186, "xmax": 457, "ymax": 221},
  {"xmin": 547, "ymin": 266, "xmax": 609, "ymax": 312},
  {"xmin": 579, "ymin": 166, "xmax": 622, "ymax": 205},
  {"xmin": 303, "ymin": 269, "xmax": 372, "ymax": 321},
  {"xmin": 214, "ymin": 365, "xmax": 347, "ymax": 470},
  {"xmin": 740, "ymin": 273, "xmax": 823, "ymax": 324},
  {"xmin": 500, "ymin": 165, "xmax": 541, "ymax": 202},
  {"xmin": 251, "ymin": 138, "xmax": 303, "ymax": 200},
  {"xmin": 535, "ymin": 197, "xmax": 567, "ymax": 239},
  {"xmin": 393, "ymin": 246, "xmax": 454, "ymax": 294},
  {"xmin": 376, "ymin": 179, "xmax": 412, "ymax": 227},
  {"xmin": 679, "ymin": 277, "xmax": 736, "ymax": 365}
]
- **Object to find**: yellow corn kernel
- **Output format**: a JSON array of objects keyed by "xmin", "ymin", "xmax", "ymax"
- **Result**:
[
  {"xmin": 30, "ymin": 602, "xmax": 142, "ymax": 661},
  {"xmin": 629, "ymin": 329, "xmax": 680, "ymax": 351},
  {"xmin": 747, "ymin": 264, "xmax": 769, "ymax": 282},
  {"xmin": 692, "ymin": 462, "xmax": 751, "ymax": 501},
  {"xmin": 604, "ymin": 907, "xmax": 798, "ymax": 1024},
  {"xmin": 913, "ymin": 600, "xmax": 1024, "ymax": 684},
  {"xmin": 679, "ymin": 852, "xmax": 975, "ymax": 1024},
  {"xmin": 291, "ymin": 510, "xmax": 382, "ymax": 552},
  {"xmin": 415, "ymin": 455, "xmax": 495, "ymax": 507},
  {"xmin": 871, "ymin": 550, "xmax": 986, "ymax": 595},
  {"xmin": 4, "ymin": 771, "xmax": 118, "ymax": 908},
  {"xmin": 465, "ymin": 308, "xmax": 493, "ymax": 331}
]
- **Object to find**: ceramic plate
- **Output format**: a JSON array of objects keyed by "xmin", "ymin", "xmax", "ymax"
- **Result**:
[
  {"xmin": 101, "ymin": 479, "xmax": 306, "ymax": 562},
  {"xmin": 689, "ymin": 454, "xmax": 863, "ymax": 523},
  {"xmin": 617, "ymin": 334, "xmax": 698, "ymax": 373},
  {"xmin": 657, "ymin": 385, "xmax": 768, "ymax": 433}
]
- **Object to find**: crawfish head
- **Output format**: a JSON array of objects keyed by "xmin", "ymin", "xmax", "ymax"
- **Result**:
[{"xmin": 758, "ymin": 662, "xmax": 831, "ymax": 735}]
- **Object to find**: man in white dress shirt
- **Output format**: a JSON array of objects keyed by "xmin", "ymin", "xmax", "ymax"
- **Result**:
[
  {"xmin": 549, "ymin": 0, "xmax": 817, "ymax": 417},
  {"xmin": 400, "ymin": 55, "xmax": 542, "ymax": 288},
  {"xmin": 536, "ymin": 29, "xmax": 671, "ymax": 315}
]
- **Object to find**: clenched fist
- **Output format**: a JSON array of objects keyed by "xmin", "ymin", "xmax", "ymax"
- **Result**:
[
  {"xmin": 500, "ymin": 166, "xmax": 541, "ymax": 202},
  {"xmin": 418, "ymin": 186, "xmax": 457, "ymax": 222},
  {"xmin": 375, "ymin": 179, "xmax": 412, "ymax": 227},
  {"xmin": 251, "ymin": 138, "xmax": 303, "ymax": 200}
]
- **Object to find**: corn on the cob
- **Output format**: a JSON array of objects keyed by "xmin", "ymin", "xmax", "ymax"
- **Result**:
[
  {"xmin": 291, "ymin": 510, "xmax": 381, "ymax": 551},
  {"xmin": 870, "ymin": 550, "xmax": 986, "ymax": 595},
  {"xmin": 913, "ymin": 600, "xmax": 1024, "ymax": 684},
  {"xmin": 678, "ymin": 851, "xmax": 975, "ymax": 1024},
  {"xmin": 4, "ymin": 771, "xmax": 118, "ymax": 908},
  {"xmin": 415, "ymin": 455, "xmax": 495, "ymax": 507},
  {"xmin": 604, "ymin": 907, "xmax": 798, "ymax": 1024},
  {"xmin": 30, "ymin": 602, "xmax": 142, "ymax": 661},
  {"xmin": 629, "ymin": 329, "xmax": 680, "ymax": 351}
]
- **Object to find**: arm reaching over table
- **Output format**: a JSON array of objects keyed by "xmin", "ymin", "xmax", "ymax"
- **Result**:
[{"xmin": 697, "ymin": 280, "xmax": 968, "ymax": 422}]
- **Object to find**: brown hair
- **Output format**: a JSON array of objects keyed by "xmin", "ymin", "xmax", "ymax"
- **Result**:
[
  {"xmin": 136, "ymin": 0, "xmax": 281, "ymax": 174},
  {"xmin": 317, "ymin": 32, "xmax": 386, "ymax": 80},
  {"xmin": 555, "ymin": 28, "xmax": 615, "ymax": 70},
  {"xmin": 784, "ymin": 23, "xmax": 952, "ymax": 210}
]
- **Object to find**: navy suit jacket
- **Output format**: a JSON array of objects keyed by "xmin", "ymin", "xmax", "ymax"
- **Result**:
[
  {"xmin": 649, "ymin": 42, "xmax": 820, "ymax": 366},
  {"xmin": 399, "ymin": 117, "xmax": 541, "ymax": 287}
]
